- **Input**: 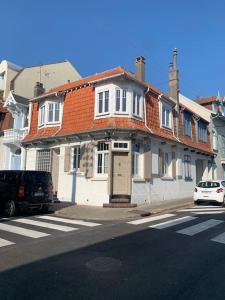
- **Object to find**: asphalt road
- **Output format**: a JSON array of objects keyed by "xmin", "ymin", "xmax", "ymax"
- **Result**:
[{"xmin": 1, "ymin": 208, "xmax": 225, "ymax": 300}]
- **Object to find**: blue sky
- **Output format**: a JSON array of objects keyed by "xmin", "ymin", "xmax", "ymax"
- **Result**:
[{"xmin": 1, "ymin": 0, "xmax": 225, "ymax": 98}]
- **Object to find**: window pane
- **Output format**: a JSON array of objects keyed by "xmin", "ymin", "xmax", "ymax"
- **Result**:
[
  {"xmin": 54, "ymin": 103, "xmax": 60, "ymax": 122},
  {"xmin": 104, "ymin": 153, "xmax": 108, "ymax": 173},
  {"xmin": 162, "ymin": 106, "xmax": 165, "ymax": 125},
  {"xmin": 122, "ymin": 90, "xmax": 126, "ymax": 112},
  {"xmin": 98, "ymin": 92, "xmax": 103, "ymax": 113},
  {"xmin": 137, "ymin": 95, "xmax": 140, "ymax": 116},
  {"xmin": 104, "ymin": 91, "xmax": 109, "ymax": 112},
  {"xmin": 133, "ymin": 93, "xmax": 136, "ymax": 114},
  {"xmin": 97, "ymin": 153, "xmax": 102, "ymax": 174},
  {"xmin": 73, "ymin": 148, "xmax": 77, "ymax": 169},
  {"xmin": 116, "ymin": 90, "xmax": 120, "ymax": 111},
  {"xmin": 48, "ymin": 103, "xmax": 54, "ymax": 122}
]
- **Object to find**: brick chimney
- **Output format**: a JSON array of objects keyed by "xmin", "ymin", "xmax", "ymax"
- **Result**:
[
  {"xmin": 34, "ymin": 82, "xmax": 45, "ymax": 97},
  {"xmin": 135, "ymin": 56, "xmax": 146, "ymax": 81},
  {"xmin": 169, "ymin": 49, "xmax": 180, "ymax": 138},
  {"xmin": 169, "ymin": 49, "xmax": 179, "ymax": 100}
]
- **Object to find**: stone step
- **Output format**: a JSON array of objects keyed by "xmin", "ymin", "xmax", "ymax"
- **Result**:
[
  {"xmin": 110, "ymin": 198, "xmax": 130, "ymax": 203},
  {"xmin": 103, "ymin": 203, "xmax": 137, "ymax": 208}
]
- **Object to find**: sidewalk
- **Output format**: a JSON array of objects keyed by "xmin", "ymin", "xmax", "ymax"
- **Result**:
[{"xmin": 54, "ymin": 198, "xmax": 194, "ymax": 221}]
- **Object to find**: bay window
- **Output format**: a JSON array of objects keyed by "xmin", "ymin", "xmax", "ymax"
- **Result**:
[
  {"xmin": 132, "ymin": 92, "xmax": 142, "ymax": 117},
  {"xmin": 116, "ymin": 89, "xmax": 127, "ymax": 113},
  {"xmin": 97, "ymin": 91, "xmax": 109, "ymax": 115}
]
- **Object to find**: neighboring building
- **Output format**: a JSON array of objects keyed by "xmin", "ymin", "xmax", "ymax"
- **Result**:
[
  {"xmin": 0, "ymin": 60, "xmax": 22, "ymax": 101},
  {"xmin": 195, "ymin": 94, "xmax": 225, "ymax": 179},
  {"xmin": 0, "ymin": 59, "xmax": 81, "ymax": 170},
  {"xmin": 23, "ymin": 51, "xmax": 213, "ymax": 207}
]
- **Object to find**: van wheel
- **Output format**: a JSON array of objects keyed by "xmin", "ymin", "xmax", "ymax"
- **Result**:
[
  {"xmin": 41, "ymin": 205, "xmax": 49, "ymax": 214},
  {"xmin": 222, "ymin": 198, "xmax": 225, "ymax": 207},
  {"xmin": 4, "ymin": 200, "xmax": 16, "ymax": 217}
]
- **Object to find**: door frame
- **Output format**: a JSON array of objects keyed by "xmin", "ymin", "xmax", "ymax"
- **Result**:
[{"xmin": 108, "ymin": 143, "xmax": 132, "ymax": 202}]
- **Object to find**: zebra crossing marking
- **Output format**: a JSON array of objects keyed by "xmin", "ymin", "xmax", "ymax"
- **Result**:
[
  {"xmin": 177, "ymin": 219, "xmax": 224, "ymax": 236},
  {"xmin": 178, "ymin": 208, "xmax": 225, "ymax": 212},
  {"xmin": 149, "ymin": 216, "xmax": 197, "ymax": 229},
  {"xmin": 127, "ymin": 214, "xmax": 175, "ymax": 225},
  {"xmin": 12, "ymin": 218, "xmax": 77, "ymax": 232},
  {"xmin": 0, "ymin": 238, "xmax": 15, "ymax": 248},
  {"xmin": 36, "ymin": 216, "xmax": 101, "ymax": 227},
  {"xmin": 191, "ymin": 211, "xmax": 225, "ymax": 215},
  {"xmin": 0, "ymin": 223, "xmax": 49, "ymax": 238},
  {"xmin": 211, "ymin": 232, "xmax": 225, "ymax": 245}
]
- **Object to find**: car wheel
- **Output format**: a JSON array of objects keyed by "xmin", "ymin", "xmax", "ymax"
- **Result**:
[
  {"xmin": 194, "ymin": 200, "xmax": 199, "ymax": 206},
  {"xmin": 41, "ymin": 205, "xmax": 49, "ymax": 214},
  {"xmin": 4, "ymin": 200, "xmax": 16, "ymax": 217}
]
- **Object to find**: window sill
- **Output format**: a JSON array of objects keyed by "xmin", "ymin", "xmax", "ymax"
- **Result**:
[
  {"xmin": 132, "ymin": 178, "xmax": 146, "ymax": 183},
  {"xmin": 91, "ymin": 177, "xmax": 108, "ymax": 181},
  {"xmin": 131, "ymin": 115, "xmax": 143, "ymax": 121},
  {"xmin": 184, "ymin": 177, "xmax": 193, "ymax": 182},
  {"xmin": 161, "ymin": 125, "xmax": 172, "ymax": 131},
  {"xmin": 161, "ymin": 176, "xmax": 174, "ymax": 181},
  {"xmin": 38, "ymin": 123, "xmax": 61, "ymax": 128},
  {"xmin": 95, "ymin": 113, "xmax": 110, "ymax": 117},
  {"xmin": 68, "ymin": 171, "xmax": 83, "ymax": 176}
]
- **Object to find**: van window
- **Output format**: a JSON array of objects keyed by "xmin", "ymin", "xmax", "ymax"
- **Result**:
[
  {"xmin": 198, "ymin": 181, "xmax": 220, "ymax": 188},
  {"xmin": 0, "ymin": 172, "xmax": 20, "ymax": 184},
  {"xmin": 23, "ymin": 172, "xmax": 52, "ymax": 185}
]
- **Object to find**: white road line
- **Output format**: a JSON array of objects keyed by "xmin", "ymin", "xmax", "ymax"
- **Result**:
[
  {"xmin": 12, "ymin": 218, "xmax": 77, "ymax": 232},
  {"xmin": 0, "ymin": 238, "xmax": 15, "ymax": 248},
  {"xmin": 0, "ymin": 223, "xmax": 49, "ymax": 238},
  {"xmin": 36, "ymin": 216, "xmax": 101, "ymax": 227},
  {"xmin": 179, "ymin": 208, "xmax": 225, "ymax": 212},
  {"xmin": 149, "ymin": 216, "xmax": 197, "ymax": 229},
  {"xmin": 127, "ymin": 214, "xmax": 175, "ymax": 225},
  {"xmin": 192, "ymin": 211, "xmax": 225, "ymax": 215},
  {"xmin": 177, "ymin": 219, "xmax": 224, "ymax": 236},
  {"xmin": 211, "ymin": 233, "xmax": 225, "ymax": 245}
]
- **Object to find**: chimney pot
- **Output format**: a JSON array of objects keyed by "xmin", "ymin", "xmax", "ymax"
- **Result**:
[
  {"xmin": 34, "ymin": 82, "xmax": 45, "ymax": 97},
  {"xmin": 135, "ymin": 56, "xmax": 146, "ymax": 81}
]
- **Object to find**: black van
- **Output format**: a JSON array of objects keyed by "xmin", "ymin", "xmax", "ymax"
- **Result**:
[{"xmin": 0, "ymin": 170, "xmax": 54, "ymax": 217}]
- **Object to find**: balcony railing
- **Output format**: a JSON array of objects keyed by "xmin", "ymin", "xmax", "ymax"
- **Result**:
[{"xmin": 3, "ymin": 128, "xmax": 28, "ymax": 145}]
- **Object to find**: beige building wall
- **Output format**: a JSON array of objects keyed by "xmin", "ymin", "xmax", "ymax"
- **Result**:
[{"xmin": 13, "ymin": 61, "xmax": 81, "ymax": 99}]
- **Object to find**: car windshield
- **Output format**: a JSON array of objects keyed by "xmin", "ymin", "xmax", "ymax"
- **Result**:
[{"xmin": 198, "ymin": 181, "xmax": 220, "ymax": 188}]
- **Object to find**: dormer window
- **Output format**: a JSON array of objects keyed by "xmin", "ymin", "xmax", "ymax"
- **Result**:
[
  {"xmin": 39, "ymin": 100, "xmax": 62, "ymax": 127},
  {"xmin": 161, "ymin": 102, "xmax": 172, "ymax": 129},
  {"xmin": 97, "ymin": 91, "xmax": 109, "ymax": 115},
  {"xmin": 183, "ymin": 111, "xmax": 192, "ymax": 136}
]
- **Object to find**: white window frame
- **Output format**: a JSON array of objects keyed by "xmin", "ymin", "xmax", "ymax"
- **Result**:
[
  {"xmin": 115, "ymin": 89, "xmax": 128, "ymax": 114},
  {"xmin": 132, "ymin": 144, "xmax": 141, "ymax": 177},
  {"xmin": 39, "ymin": 104, "xmax": 46, "ymax": 126},
  {"xmin": 71, "ymin": 147, "xmax": 81, "ymax": 172},
  {"xmin": 95, "ymin": 142, "xmax": 109, "ymax": 176},
  {"xmin": 132, "ymin": 91, "xmax": 143, "ymax": 118},
  {"xmin": 96, "ymin": 90, "xmax": 109, "ymax": 116},
  {"xmin": 38, "ymin": 100, "xmax": 62, "ymax": 127},
  {"xmin": 161, "ymin": 102, "xmax": 172, "ymax": 129}
]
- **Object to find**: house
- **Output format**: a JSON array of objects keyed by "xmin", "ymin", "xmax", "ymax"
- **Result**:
[
  {"xmin": 23, "ymin": 50, "xmax": 213, "ymax": 207},
  {"xmin": 0, "ymin": 59, "xmax": 81, "ymax": 170},
  {"xmin": 195, "ymin": 94, "xmax": 225, "ymax": 179}
]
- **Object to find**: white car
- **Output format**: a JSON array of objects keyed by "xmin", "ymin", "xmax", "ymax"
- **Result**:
[{"xmin": 194, "ymin": 180, "xmax": 225, "ymax": 205}]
